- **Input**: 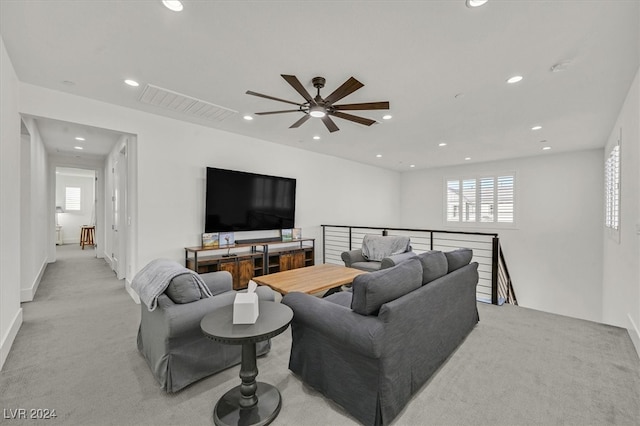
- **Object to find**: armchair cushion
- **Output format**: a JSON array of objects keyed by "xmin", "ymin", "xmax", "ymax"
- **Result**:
[
  {"xmin": 416, "ymin": 250, "xmax": 448, "ymax": 284},
  {"xmin": 351, "ymin": 258, "xmax": 422, "ymax": 315},
  {"xmin": 165, "ymin": 273, "xmax": 207, "ymax": 304},
  {"xmin": 200, "ymin": 271, "xmax": 233, "ymax": 296},
  {"xmin": 444, "ymin": 248, "xmax": 473, "ymax": 273},
  {"xmin": 361, "ymin": 234, "xmax": 411, "ymax": 261}
]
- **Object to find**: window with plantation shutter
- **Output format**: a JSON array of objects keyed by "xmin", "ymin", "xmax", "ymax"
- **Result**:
[
  {"xmin": 605, "ymin": 143, "xmax": 620, "ymax": 232},
  {"xmin": 65, "ymin": 186, "xmax": 81, "ymax": 211},
  {"xmin": 446, "ymin": 173, "xmax": 515, "ymax": 226}
]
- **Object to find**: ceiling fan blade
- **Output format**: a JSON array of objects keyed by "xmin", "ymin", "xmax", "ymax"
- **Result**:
[
  {"xmin": 321, "ymin": 115, "xmax": 340, "ymax": 132},
  {"xmin": 289, "ymin": 114, "xmax": 311, "ymax": 128},
  {"xmin": 323, "ymin": 77, "xmax": 364, "ymax": 105},
  {"xmin": 331, "ymin": 111, "xmax": 376, "ymax": 126},
  {"xmin": 255, "ymin": 110, "xmax": 301, "ymax": 115},
  {"xmin": 281, "ymin": 75, "xmax": 316, "ymax": 104},
  {"xmin": 246, "ymin": 90, "xmax": 303, "ymax": 107},
  {"xmin": 333, "ymin": 101, "xmax": 390, "ymax": 111}
]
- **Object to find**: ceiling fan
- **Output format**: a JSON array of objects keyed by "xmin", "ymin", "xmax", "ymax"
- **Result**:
[{"xmin": 246, "ymin": 74, "xmax": 390, "ymax": 133}]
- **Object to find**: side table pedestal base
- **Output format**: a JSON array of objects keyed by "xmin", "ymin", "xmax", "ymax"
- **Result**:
[{"xmin": 214, "ymin": 382, "xmax": 282, "ymax": 426}]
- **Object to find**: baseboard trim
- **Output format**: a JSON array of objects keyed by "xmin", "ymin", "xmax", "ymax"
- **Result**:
[
  {"xmin": 0, "ymin": 307, "xmax": 23, "ymax": 371},
  {"xmin": 125, "ymin": 278, "xmax": 140, "ymax": 304},
  {"xmin": 20, "ymin": 258, "xmax": 47, "ymax": 302},
  {"xmin": 627, "ymin": 314, "xmax": 640, "ymax": 359}
]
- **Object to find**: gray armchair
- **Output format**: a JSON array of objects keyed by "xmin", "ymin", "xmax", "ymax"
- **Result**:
[
  {"xmin": 136, "ymin": 270, "xmax": 275, "ymax": 392},
  {"xmin": 341, "ymin": 234, "xmax": 415, "ymax": 272}
]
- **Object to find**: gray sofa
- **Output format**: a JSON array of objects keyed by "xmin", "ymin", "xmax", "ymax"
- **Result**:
[
  {"xmin": 341, "ymin": 234, "xmax": 415, "ymax": 272},
  {"xmin": 137, "ymin": 270, "xmax": 274, "ymax": 392},
  {"xmin": 282, "ymin": 249, "xmax": 479, "ymax": 426}
]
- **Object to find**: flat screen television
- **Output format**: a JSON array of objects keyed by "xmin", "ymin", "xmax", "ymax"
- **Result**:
[{"xmin": 205, "ymin": 167, "xmax": 296, "ymax": 233}]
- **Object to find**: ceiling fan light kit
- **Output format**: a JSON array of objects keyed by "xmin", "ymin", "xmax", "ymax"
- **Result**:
[{"xmin": 246, "ymin": 74, "xmax": 390, "ymax": 133}]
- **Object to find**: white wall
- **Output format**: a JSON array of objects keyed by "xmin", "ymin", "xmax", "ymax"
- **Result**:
[
  {"xmin": 56, "ymin": 171, "xmax": 95, "ymax": 244},
  {"xmin": 17, "ymin": 83, "xmax": 402, "ymax": 284},
  {"xmin": 20, "ymin": 117, "xmax": 50, "ymax": 301},
  {"xmin": 602, "ymin": 68, "xmax": 640, "ymax": 353},
  {"xmin": 0, "ymin": 37, "xmax": 23, "ymax": 370},
  {"xmin": 400, "ymin": 149, "xmax": 604, "ymax": 323}
]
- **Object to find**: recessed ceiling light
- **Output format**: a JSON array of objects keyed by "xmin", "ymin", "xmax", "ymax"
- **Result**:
[
  {"xmin": 376, "ymin": 154, "xmax": 382, "ymax": 158},
  {"xmin": 243, "ymin": 115, "xmax": 253, "ymax": 121},
  {"xmin": 75, "ymin": 137, "xmax": 85, "ymax": 141},
  {"xmin": 313, "ymin": 136, "xmax": 320, "ymax": 140},
  {"xmin": 438, "ymin": 142, "xmax": 447, "ymax": 147},
  {"xmin": 124, "ymin": 79, "xmax": 139, "ymax": 87},
  {"xmin": 74, "ymin": 146, "xmax": 83, "ymax": 150},
  {"xmin": 410, "ymin": 164, "xmax": 416, "ymax": 168},
  {"xmin": 506, "ymin": 75, "xmax": 523, "ymax": 84},
  {"xmin": 542, "ymin": 146, "xmax": 552, "ymax": 151},
  {"xmin": 162, "ymin": 1, "xmax": 183, "ymax": 12},
  {"xmin": 466, "ymin": 0, "xmax": 488, "ymax": 7},
  {"xmin": 465, "ymin": 157, "xmax": 471, "ymax": 161},
  {"xmin": 454, "ymin": 93, "xmax": 464, "ymax": 99},
  {"xmin": 382, "ymin": 115, "xmax": 392, "ymax": 120},
  {"xmin": 531, "ymin": 125, "xmax": 542, "ymax": 131}
]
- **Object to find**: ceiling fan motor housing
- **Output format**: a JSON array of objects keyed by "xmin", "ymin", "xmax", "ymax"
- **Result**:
[{"xmin": 312, "ymin": 77, "xmax": 326, "ymax": 89}]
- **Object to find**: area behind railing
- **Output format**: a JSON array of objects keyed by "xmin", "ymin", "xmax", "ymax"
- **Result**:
[{"xmin": 322, "ymin": 225, "xmax": 517, "ymax": 305}]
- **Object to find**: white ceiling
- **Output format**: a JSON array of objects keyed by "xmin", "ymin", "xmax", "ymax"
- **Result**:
[{"xmin": 2, "ymin": 1, "xmax": 638, "ymax": 171}]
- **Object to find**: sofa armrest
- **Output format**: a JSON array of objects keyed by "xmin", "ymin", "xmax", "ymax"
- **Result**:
[
  {"xmin": 381, "ymin": 251, "xmax": 416, "ymax": 269},
  {"xmin": 200, "ymin": 271, "xmax": 233, "ymax": 296},
  {"xmin": 282, "ymin": 292, "xmax": 384, "ymax": 358},
  {"xmin": 162, "ymin": 292, "xmax": 237, "ymax": 338},
  {"xmin": 341, "ymin": 249, "xmax": 366, "ymax": 267}
]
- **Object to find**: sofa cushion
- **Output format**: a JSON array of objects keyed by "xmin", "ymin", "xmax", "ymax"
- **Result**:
[
  {"xmin": 350, "ymin": 261, "xmax": 382, "ymax": 272},
  {"xmin": 361, "ymin": 234, "xmax": 411, "ymax": 261},
  {"xmin": 165, "ymin": 273, "xmax": 204, "ymax": 304},
  {"xmin": 351, "ymin": 258, "xmax": 422, "ymax": 315},
  {"xmin": 444, "ymin": 248, "xmax": 473, "ymax": 273},
  {"xmin": 416, "ymin": 250, "xmax": 448, "ymax": 284}
]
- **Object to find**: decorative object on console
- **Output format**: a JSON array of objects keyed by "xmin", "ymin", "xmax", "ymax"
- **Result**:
[
  {"xmin": 292, "ymin": 228, "xmax": 302, "ymax": 240},
  {"xmin": 202, "ymin": 232, "xmax": 219, "ymax": 248},
  {"xmin": 219, "ymin": 232, "xmax": 236, "ymax": 257},
  {"xmin": 246, "ymin": 74, "xmax": 390, "ymax": 133},
  {"xmin": 281, "ymin": 229, "xmax": 293, "ymax": 242}
]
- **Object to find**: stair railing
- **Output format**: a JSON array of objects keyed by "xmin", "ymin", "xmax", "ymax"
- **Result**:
[{"xmin": 322, "ymin": 225, "xmax": 517, "ymax": 306}]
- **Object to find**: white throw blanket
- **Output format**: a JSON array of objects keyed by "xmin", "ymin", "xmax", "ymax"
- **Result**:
[
  {"xmin": 361, "ymin": 234, "xmax": 411, "ymax": 261},
  {"xmin": 131, "ymin": 259, "xmax": 212, "ymax": 311}
]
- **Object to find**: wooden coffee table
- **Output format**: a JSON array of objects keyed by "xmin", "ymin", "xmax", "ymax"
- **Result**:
[{"xmin": 252, "ymin": 263, "xmax": 366, "ymax": 295}]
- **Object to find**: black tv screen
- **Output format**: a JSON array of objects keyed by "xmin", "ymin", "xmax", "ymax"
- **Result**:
[{"xmin": 205, "ymin": 167, "xmax": 296, "ymax": 232}]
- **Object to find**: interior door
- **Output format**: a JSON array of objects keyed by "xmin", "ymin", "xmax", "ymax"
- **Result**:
[{"xmin": 111, "ymin": 146, "xmax": 127, "ymax": 279}]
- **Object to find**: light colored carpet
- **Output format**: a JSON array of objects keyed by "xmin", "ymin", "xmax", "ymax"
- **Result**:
[{"xmin": 1, "ymin": 244, "xmax": 638, "ymax": 425}]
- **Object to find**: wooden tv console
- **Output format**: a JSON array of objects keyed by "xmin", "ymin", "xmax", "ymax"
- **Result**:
[{"xmin": 185, "ymin": 238, "xmax": 315, "ymax": 290}]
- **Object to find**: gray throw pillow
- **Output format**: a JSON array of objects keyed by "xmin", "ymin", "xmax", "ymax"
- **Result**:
[
  {"xmin": 165, "ymin": 273, "xmax": 203, "ymax": 304},
  {"xmin": 416, "ymin": 250, "xmax": 448, "ymax": 284},
  {"xmin": 351, "ymin": 258, "xmax": 422, "ymax": 315},
  {"xmin": 444, "ymin": 248, "xmax": 473, "ymax": 273}
]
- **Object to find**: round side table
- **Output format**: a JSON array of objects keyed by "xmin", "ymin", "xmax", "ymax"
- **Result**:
[{"xmin": 200, "ymin": 301, "xmax": 293, "ymax": 426}]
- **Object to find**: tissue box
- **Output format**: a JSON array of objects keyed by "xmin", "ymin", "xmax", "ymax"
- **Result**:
[{"xmin": 233, "ymin": 293, "xmax": 259, "ymax": 324}]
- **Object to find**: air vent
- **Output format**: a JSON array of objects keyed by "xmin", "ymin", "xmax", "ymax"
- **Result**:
[{"xmin": 139, "ymin": 84, "xmax": 237, "ymax": 122}]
